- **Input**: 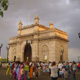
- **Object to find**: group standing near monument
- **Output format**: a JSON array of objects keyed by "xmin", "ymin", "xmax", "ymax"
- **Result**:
[
  {"xmin": 2, "ymin": 16, "xmax": 78, "ymax": 80},
  {"xmin": 6, "ymin": 61, "xmax": 80, "ymax": 80}
]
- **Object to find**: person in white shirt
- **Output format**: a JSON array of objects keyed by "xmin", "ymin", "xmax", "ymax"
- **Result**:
[
  {"xmin": 58, "ymin": 62, "xmax": 63, "ymax": 77},
  {"xmin": 58, "ymin": 62, "xmax": 63, "ymax": 70},
  {"xmin": 49, "ymin": 62, "xmax": 58, "ymax": 80},
  {"xmin": 71, "ymin": 61, "xmax": 77, "ymax": 80}
]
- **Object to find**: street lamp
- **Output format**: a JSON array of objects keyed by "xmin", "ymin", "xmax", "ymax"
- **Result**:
[
  {"xmin": 0, "ymin": 44, "xmax": 3, "ymax": 58},
  {"xmin": 61, "ymin": 49, "xmax": 64, "ymax": 62},
  {"xmin": 78, "ymin": 56, "xmax": 80, "ymax": 62},
  {"xmin": 78, "ymin": 33, "xmax": 80, "ymax": 38},
  {"xmin": 78, "ymin": 33, "xmax": 80, "ymax": 62},
  {"xmin": 6, "ymin": 47, "xmax": 9, "ymax": 62}
]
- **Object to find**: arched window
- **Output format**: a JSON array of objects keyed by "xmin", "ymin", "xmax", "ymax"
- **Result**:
[{"xmin": 42, "ymin": 45, "xmax": 49, "ymax": 62}]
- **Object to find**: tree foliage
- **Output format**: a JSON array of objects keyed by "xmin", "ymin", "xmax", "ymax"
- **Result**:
[{"xmin": 0, "ymin": 0, "xmax": 8, "ymax": 17}]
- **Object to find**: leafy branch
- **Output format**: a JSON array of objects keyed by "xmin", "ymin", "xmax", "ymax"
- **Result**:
[{"xmin": 0, "ymin": 0, "xmax": 8, "ymax": 17}]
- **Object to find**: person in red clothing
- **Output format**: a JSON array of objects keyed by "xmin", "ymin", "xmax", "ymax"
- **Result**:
[
  {"xmin": 78, "ymin": 62, "xmax": 80, "ymax": 71},
  {"xmin": 12, "ymin": 62, "xmax": 15, "ymax": 70}
]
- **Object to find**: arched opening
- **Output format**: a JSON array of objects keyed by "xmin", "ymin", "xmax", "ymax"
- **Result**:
[
  {"xmin": 42, "ymin": 45, "xmax": 49, "ymax": 62},
  {"xmin": 24, "ymin": 43, "xmax": 32, "ymax": 62},
  {"xmin": 44, "ymin": 54, "xmax": 48, "ymax": 62}
]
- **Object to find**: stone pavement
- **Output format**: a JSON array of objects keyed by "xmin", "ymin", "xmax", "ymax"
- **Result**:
[{"xmin": 0, "ymin": 68, "xmax": 80, "ymax": 80}]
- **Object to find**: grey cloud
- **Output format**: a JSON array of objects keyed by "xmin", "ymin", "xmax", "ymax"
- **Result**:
[{"xmin": 0, "ymin": 0, "xmax": 80, "ymax": 61}]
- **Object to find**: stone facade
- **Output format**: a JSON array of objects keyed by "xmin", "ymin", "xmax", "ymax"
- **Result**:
[{"xmin": 8, "ymin": 16, "xmax": 69, "ymax": 62}]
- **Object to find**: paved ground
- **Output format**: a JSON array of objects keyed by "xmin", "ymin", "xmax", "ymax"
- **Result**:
[{"xmin": 0, "ymin": 68, "xmax": 80, "ymax": 80}]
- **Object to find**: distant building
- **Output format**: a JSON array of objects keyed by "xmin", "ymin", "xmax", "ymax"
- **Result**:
[{"xmin": 8, "ymin": 15, "xmax": 69, "ymax": 62}]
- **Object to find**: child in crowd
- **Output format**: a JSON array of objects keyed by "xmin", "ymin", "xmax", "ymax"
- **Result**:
[
  {"xmin": 59, "ymin": 69, "xmax": 63, "ymax": 77},
  {"xmin": 64, "ymin": 68, "xmax": 68, "ymax": 80},
  {"xmin": 45, "ymin": 65, "xmax": 49, "ymax": 72},
  {"xmin": 62, "ymin": 66, "xmax": 65, "ymax": 78}
]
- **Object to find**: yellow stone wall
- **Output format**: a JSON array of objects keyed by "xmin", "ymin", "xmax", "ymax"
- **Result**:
[
  {"xmin": 54, "ymin": 28, "xmax": 68, "ymax": 39},
  {"xmin": 54, "ymin": 39, "xmax": 68, "ymax": 62},
  {"xmin": 39, "ymin": 27, "xmax": 46, "ymax": 31},
  {"xmin": 21, "ymin": 27, "xmax": 34, "ymax": 35}
]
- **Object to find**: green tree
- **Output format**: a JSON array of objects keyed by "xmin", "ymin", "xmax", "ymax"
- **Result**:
[{"xmin": 0, "ymin": 0, "xmax": 8, "ymax": 17}]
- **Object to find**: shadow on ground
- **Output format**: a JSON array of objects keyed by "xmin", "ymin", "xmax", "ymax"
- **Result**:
[{"xmin": 0, "ymin": 68, "xmax": 80, "ymax": 80}]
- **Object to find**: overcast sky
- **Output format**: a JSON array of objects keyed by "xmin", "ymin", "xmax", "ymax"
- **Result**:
[{"xmin": 0, "ymin": 0, "xmax": 80, "ymax": 62}]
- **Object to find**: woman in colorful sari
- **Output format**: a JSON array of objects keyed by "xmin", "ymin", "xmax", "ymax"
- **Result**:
[
  {"xmin": 12, "ymin": 66, "xmax": 16, "ymax": 79},
  {"xmin": 18, "ymin": 63, "xmax": 23, "ymax": 80},
  {"xmin": 16, "ymin": 64, "xmax": 20, "ymax": 80},
  {"xmin": 18, "ymin": 62, "xmax": 26, "ymax": 80},
  {"xmin": 6, "ymin": 63, "xmax": 11, "ymax": 76},
  {"xmin": 29, "ymin": 64, "xmax": 33, "ymax": 79}
]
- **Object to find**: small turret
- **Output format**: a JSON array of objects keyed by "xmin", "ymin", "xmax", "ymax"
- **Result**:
[
  {"xmin": 18, "ymin": 21, "xmax": 23, "ymax": 29},
  {"xmin": 34, "ymin": 15, "xmax": 39, "ymax": 24},
  {"xmin": 18, "ymin": 21, "xmax": 23, "ymax": 35},
  {"xmin": 49, "ymin": 21, "xmax": 54, "ymax": 29}
]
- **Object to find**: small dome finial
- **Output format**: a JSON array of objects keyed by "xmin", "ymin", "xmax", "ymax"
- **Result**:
[
  {"xmin": 18, "ymin": 21, "xmax": 23, "ymax": 29},
  {"xmin": 34, "ymin": 15, "xmax": 39, "ymax": 20},
  {"xmin": 49, "ymin": 21, "xmax": 54, "ymax": 29},
  {"xmin": 34, "ymin": 15, "xmax": 39, "ymax": 24},
  {"xmin": 18, "ymin": 21, "xmax": 23, "ymax": 25}
]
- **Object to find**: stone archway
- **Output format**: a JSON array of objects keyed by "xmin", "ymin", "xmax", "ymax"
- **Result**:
[{"xmin": 24, "ymin": 43, "xmax": 32, "ymax": 62}]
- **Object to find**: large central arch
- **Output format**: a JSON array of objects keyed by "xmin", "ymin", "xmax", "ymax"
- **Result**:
[{"xmin": 24, "ymin": 43, "xmax": 32, "ymax": 62}]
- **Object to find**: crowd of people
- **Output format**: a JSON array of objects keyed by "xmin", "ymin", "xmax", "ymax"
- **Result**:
[{"xmin": 6, "ymin": 61, "xmax": 80, "ymax": 80}]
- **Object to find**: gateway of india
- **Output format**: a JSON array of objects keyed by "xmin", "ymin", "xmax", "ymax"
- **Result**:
[{"xmin": 8, "ymin": 15, "xmax": 69, "ymax": 62}]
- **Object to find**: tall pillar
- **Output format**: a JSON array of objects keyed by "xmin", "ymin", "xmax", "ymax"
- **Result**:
[
  {"xmin": 21, "ymin": 41, "xmax": 26, "ymax": 62},
  {"xmin": 32, "ymin": 15, "xmax": 39, "ymax": 61},
  {"xmin": 8, "ymin": 47, "xmax": 13, "ymax": 61},
  {"xmin": 16, "ymin": 38, "xmax": 22, "ymax": 61},
  {"xmin": 32, "ymin": 40, "xmax": 39, "ymax": 61}
]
